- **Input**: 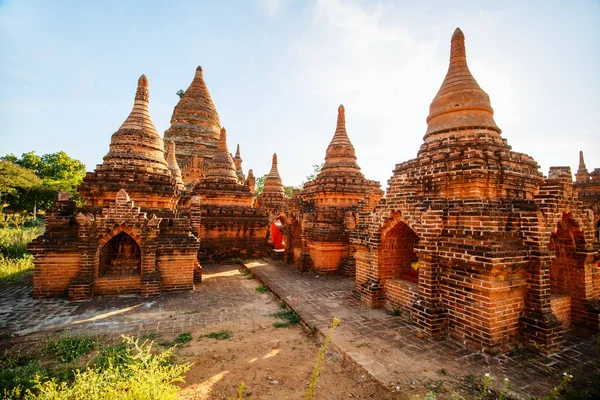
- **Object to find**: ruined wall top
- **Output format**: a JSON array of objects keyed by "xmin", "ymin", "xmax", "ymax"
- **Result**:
[
  {"xmin": 164, "ymin": 66, "xmax": 221, "ymax": 173},
  {"xmin": 424, "ymin": 28, "xmax": 501, "ymax": 141}
]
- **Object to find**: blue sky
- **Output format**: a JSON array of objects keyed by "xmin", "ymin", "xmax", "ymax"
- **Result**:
[{"xmin": 1, "ymin": 0, "xmax": 599, "ymax": 188}]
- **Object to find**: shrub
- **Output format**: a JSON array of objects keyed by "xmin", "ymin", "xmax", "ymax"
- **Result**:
[
  {"xmin": 43, "ymin": 333, "xmax": 96, "ymax": 363},
  {"xmin": 255, "ymin": 284, "xmax": 268, "ymax": 293},
  {"xmin": 29, "ymin": 336, "xmax": 191, "ymax": 400},
  {"xmin": 0, "ymin": 351, "xmax": 47, "ymax": 399}
]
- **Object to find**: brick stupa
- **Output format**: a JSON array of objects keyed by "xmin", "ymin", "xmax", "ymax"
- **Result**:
[
  {"xmin": 295, "ymin": 105, "xmax": 382, "ymax": 274},
  {"xmin": 351, "ymin": 28, "xmax": 599, "ymax": 351},
  {"xmin": 260, "ymin": 153, "xmax": 289, "ymax": 221},
  {"xmin": 164, "ymin": 66, "xmax": 221, "ymax": 181},
  {"xmin": 189, "ymin": 128, "xmax": 269, "ymax": 261},
  {"xmin": 79, "ymin": 75, "xmax": 178, "ymax": 209},
  {"xmin": 32, "ymin": 75, "xmax": 200, "ymax": 300}
]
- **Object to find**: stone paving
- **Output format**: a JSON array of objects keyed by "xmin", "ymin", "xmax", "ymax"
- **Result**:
[
  {"xmin": 0, "ymin": 264, "xmax": 272, "ymax": 345},
  {"xmin": 244, "ymin": 259, "xmax": 600, "ymax": 397}
]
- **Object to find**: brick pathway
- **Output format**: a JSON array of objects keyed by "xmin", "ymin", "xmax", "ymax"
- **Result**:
[
  {"xmin": 244, "ymin": 259, "xmax": 600, "ymax": 397},
  {"xmin": 0, "ymin": 264, "xmax": 272, "ymax": 342}
]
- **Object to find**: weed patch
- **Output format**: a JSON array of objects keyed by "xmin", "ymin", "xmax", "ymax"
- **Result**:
[
  {"xmin": 270, "ymin": 310, "xmax": 299, "ymax": 328},
  {"xmin": 255, "ymin": 284, "xmax": 268, "ymax": 293},
  {"xmin": 43, "ymin": 333, "xmax": 96, "ymax": 363},
  {"xmin": 200, "ymin": 330, "xmax": 232, "ymax": 340},
  {"xmin": 160, "ymin": 332, "xmax": 192, "ymax": 347}
]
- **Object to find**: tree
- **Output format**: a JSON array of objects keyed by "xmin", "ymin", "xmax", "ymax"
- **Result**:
[
  {"xmin": 0, "ymin": 160, "xmax": 40, "ymax": 207},
  {"xmin": 304, "ymin": 162, "xmax": 323, "ymax": 183},
  {"xmin": 1, "ymin": 151, "xmax": 86, "ymax": 213},
  {"xmin": 254, "ymin": 174, "xmax": 268, "ymax": 197},
  {"xmin": 176, "ymin": 89, "xmax": 185, "ymax": 98}
]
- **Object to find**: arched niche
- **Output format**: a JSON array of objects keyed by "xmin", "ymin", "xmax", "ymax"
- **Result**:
[
  {"xmin": 99, "ymin": 231, "xmax": 141, "ymax": 277},
  {"xmin": 380, "ymin": 220, "xmax": 420, "ymax": 283}
]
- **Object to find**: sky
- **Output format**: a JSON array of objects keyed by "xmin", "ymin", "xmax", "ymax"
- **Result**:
[{"xmin": 1, "ymin": 0, "xmax": 599, "ymax": 190}]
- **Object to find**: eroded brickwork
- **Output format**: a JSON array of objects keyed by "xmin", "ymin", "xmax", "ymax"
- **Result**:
[{"xmin": 350, "ymin": 28, "xmax": 599, "ymax": 352}]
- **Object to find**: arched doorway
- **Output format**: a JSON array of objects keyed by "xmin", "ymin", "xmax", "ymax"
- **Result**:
[
  {"xmin": 548, "ymin": 213, "xmax": 585, "ymax": 329},
  {"xmin": 380, "ymin": 221, "xmax": 420, "ymax": 283},
  {"xmin": 99, "ymin": 232, "xmax": 141, "ymax": 276}
]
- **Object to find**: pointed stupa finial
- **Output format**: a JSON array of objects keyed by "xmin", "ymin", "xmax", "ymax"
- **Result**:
[
  {"xmin": 450, "ymin": 28, "xmax": 466, "ymax": 60},
  {"xmin": 579, "ymin": 151, "xmax": 587, "ymax": 170},
  {"xmin": 272, "ymin": 153, "xmax": 278, "ymax": 165},
  {"xmin": 138, "ymin": 74, "xmax": 148, "ymax": 88},
  {"xmin": 235, "ymin": 144, "xmax": 241, "ymax": 158},
  {"xmin": 247, "ymin": 169, "xmax": 254, "ymax": 179},
  {"xmin": 218, "ymin": 127, "xmax": 227, "ymax": 151},
  {"xmin": 264, "ymin": 153, "xmax": 285, "ymax": 197},
  {"xmin": 196, "ymin": 65, "xmax": 203, "ymax": 72},
  {"xmin": 424, "ymin": 28, "xmax": 500, "ymax": 140}
]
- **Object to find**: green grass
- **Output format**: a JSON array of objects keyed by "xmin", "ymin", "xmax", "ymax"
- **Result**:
[
  {"xmin": 200, "ymin": 330, "xmax": 232, "ymax": 340},
  {"xmin": 140, "ymin": 332, "xmax": 160, "ymax": 341},
  {"xmin": 270, "ymin": 310, "xmax": 300, "ymax": 328},
  {"xmin": 42, "ymin": 333, "xmax": 96, "ymax": 363},
  {"xmin": 0, "ymin": 223, "xmax": 44, "ymax": 286},
  {"xmin": 159, "ymin": 332, "xmax": 192, "ymax": 347},
  {"xmin": 0, "ymin": 254, "xmax": 34, "ymax": 285},
  {"xmin": 255, "ymin": 284, "xmax": 268, "ymax": 293},
  {"xmin": 0, "ymin": 350, "xmax": 48, "ymax": 398}
]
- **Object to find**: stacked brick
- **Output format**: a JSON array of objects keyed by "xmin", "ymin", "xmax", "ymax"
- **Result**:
[
  {"xmin": 164, "ymin": 66, "xmax": 221, "ymax": 181},
  {"xmin": 291, "ymin": 105, "xmax": 382, "ymax": 274},
  {"xmin": 31, "ymin": 76, "xmax": 200, "ymax": 300},
  {"xmin": 350, "ymin": 28, "xmax": 599, "ymax": 352},
  {"xmin": 189, "ymin": 128, "xmax": 269, "ymax": 262},
  {"xmin": 259, "ymin": 153, "xmax": 289, "ymax": 222}
]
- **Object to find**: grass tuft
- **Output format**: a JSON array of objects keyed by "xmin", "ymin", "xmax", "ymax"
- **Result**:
[
  {"xmin": 255, "ymin": 284, "xmax": 268, "ymax": 293},
  {"xmin": 200, "ymin": 330, "xmax": 232, "ymax": 340},
  {"xmin": 270, "ymin": 310, "xmax": 299, "ymax": 328},
  {"xmin": 42, "ymin": 333, "xmax": 96, "ymax": 363}
]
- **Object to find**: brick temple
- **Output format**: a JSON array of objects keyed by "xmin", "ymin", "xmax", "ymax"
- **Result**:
[{"xmin": 32, "ymin": 28, "xmax": 599, "ymax": 351}]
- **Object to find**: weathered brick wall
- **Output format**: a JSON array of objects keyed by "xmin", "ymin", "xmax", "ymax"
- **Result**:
[
  {"xmin": 550, "ymin": 294, "xmax": 572, "ymax": 330},
  {"xmin": 385, "ymin": 280, "xmax": 418, "ymax": 312},
  {"xmin": 95, "ymin": 275, "xmax": 142, "ymax": 295},
  {"xmin": 196, "ymin": 205, "xmax": 269, "ymax": 262}
]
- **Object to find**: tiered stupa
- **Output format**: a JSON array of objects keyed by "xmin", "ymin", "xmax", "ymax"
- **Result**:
[
  {"xmin": 32, "ymin": 75, "xmax": 200, "ymax": 300},
  {"xmin": 351, "ymin": 28, "xmax": 599, "ymax": 351},
  {"xmin": 164, "ymin": 66, "xmax": 221, "ymax": 181},
  {"xmin": 297, "ymin": 105, "xmax": 382, "ymax": 274},
  {"xmin": 190, "ymin": 128, "xmax": 269, "ymax": 261},
  {"xmin": 79, "ymin": 75, "xmax": 178, "ymax": 209},
  {"xmin": 233, "ymin": 144, "xmax": 245, "ymax": 183},
  {"xmin": 260, "ymin": 153, "xmax": 288, "ymax": 219}
]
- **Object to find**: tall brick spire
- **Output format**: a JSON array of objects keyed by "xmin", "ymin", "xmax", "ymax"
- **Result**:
[
  {"xmin": 321, "ymin": 105, "xmax": 363, "ymax": 177},
  {"xmin": 263, "ymin": 153, "xmax": 285, "ymax": 196},
  {"xmin": 424, "ymin": 28, "xmax": 500, "ymax": 141},
  {"xmin": 575, "ymin": 150, "xmax": 590, "ymax": 183},
  {"xmin": 80, "ymin": 75, "xmax": 176, "ymax": 208},
  {"xmin": 164, "ymin": 66, "xmax": 221, "ymax": 173},
  {"xmin": 233, "ymin": 144, "xmax": 245, "ymax": 182},
  {"xmin": 203, "ymin": 128, "xmax": 239, "ymax": 183}
]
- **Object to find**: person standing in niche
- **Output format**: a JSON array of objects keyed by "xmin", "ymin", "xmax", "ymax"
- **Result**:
[{"xmin": 270, "ymin": 217, "xmax": 285, "ymax": 251}]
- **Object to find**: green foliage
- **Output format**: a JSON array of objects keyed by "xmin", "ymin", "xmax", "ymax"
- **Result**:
[
  {"xmin": 159, "ymin": 332, "xmax": 192, "ymax": 347},
  {"xmin": 0, "ymin": 254, "xmax": 34, "ymax": 285},
  {"xmin": 228, "ymin": 257, "xmax": 243, "ymax": 264},
  {"xmin": 200, "ymin": 330, "xmax": 232, "ymax": 340},
  {"xmin": 305, "ymin": 317, "xmax": 340, "ymax": 400},
  {"xmin": 176, "ymin": 89, "xmax": 185, "ymax": 98},
  {"xmin": 0, "ymin": 160, "xmax": 40, "ymax": 198},
  {"xmin": 93, "ymin": 342, "xmax": 133, "ymax": 370},
  {"xmin": 28, "ymin": 336, "xmax": 191, "ymax": 400},
  {"xmin": 303, "ymin": 162, "xmax": 323, "ymax": 183},
  {"xmin": 270, "ymin": 310, "xmax": 300, "ymax": 328},
  {"xmin": 283, "ymin": 185, "xmax": 300, "ymax": 197},
  {"xmin": 386, "ymin": 307, "xmax": 402, "ymax": 316},
  {"xmin": 254, "ymin": 173, "xmax": 268, "ymax": 197},
  {"xmin": 1, "ymin": 151, "xmax": 86, "ymax": 213},
  {"xmin": 255, "ymin": 284, "xmax": 268, "ymax": 293},
  {"xmin": 425, "ymin": 379, "xmax": 444, "ymax": 393},
  {"xmin": 43, "ymin": 333, "xmax": 96, "ymax": 363},
  {"xmin": 0, "ymin": 221, "xmax": 44, "ymax": 285},
  {"xmin": 0, "ymin": 350, "xmax": 48, "ymax": 398}
]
